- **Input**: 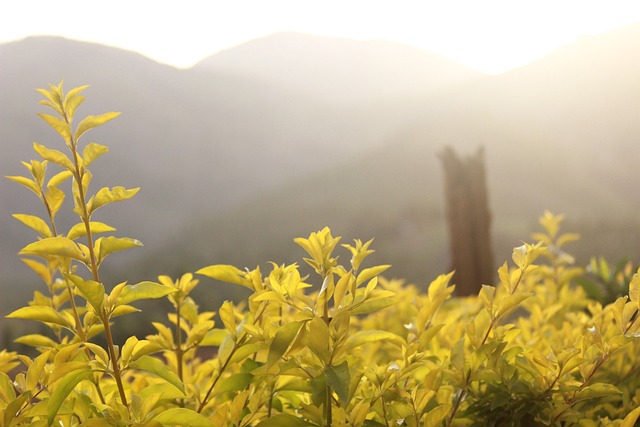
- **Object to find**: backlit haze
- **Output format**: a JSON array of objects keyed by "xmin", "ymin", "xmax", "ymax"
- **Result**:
[{"xmin": 2, "ymin": 0, "xmax": 640, "ymax": 74}]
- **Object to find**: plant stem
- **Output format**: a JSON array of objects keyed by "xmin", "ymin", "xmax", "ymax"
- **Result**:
[
  {"xmin": 325, "ymin": 383, "xmax": 333, "ymax": 427},
  {"xmin": 197, "ymin": 344, "xmax": 239, "ymax": 413},
  {"xmin": 102, "ymin": 311, "xmax": 129, "ymax": 407},
  {"xmin": 175, "ymin": 299, "xmax": 184, "ymax": 383},
  {"xmin": 446, "ymin": 373, "xmax": 470, "ymax": 427},
  {"xmin": 64, "ymin": 110, "xmax": 129, "ymax": 408}
]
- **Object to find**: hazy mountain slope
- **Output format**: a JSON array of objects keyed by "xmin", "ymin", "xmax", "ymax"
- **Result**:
[
  {"xmin": 147, "ymin": 24, "xmax": 640, "ymax": 288},
  {"xmin": 0, "ymin": 34, "xmax": 483, "ymax": 312},
  {"xmin": 194, "ymin": 32, "xmax": 484, "ymax": 106}
]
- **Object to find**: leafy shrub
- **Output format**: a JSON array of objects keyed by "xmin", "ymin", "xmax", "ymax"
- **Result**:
[{"xmin": 2, "ymin": 83, "xmax": 640, "ymax": 426}]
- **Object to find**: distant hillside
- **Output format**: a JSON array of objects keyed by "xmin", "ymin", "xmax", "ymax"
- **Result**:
[
  {"xmin": 194, "ymin": 32, "xmax": 483, "ymax": 106},
  {"xmin": 0, "ymin": 34, "xmax": 482, "ymax": 313},
  {"xmin": 141, "ymin": 23, "xmax": 640, "ymax": 289}
]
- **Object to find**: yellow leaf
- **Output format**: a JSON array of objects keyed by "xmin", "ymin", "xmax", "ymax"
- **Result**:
[
  {"xmin": 37, "ymin": 113, "xmax": 71, "ymax": 143},
  {"xmin": 621, "ymin": 405, "xmax": 640, "ymax": 427},
  {"xmin": 120, "ymin": 335, "xmax": 139, "ymax": 367},
  {"xmin": 5, "ymin": 175, "xmax": 40, "ymax": 197},
  {"xmin": 356, "ymin": 265, "xmax": 391, "ymax": 287},
  {"xmin": 496, "ymin": 292, "xmax": 531, "ymax": 319},
  {"xmin": 67, "ymin": 221, "xmax": 116, "ymax": 241},
  {"xmin": 20, "ymin": 236, "xmax": 85, "ymax": 262},
  {"xmin": 44, "ymin": 185, "xmax": 65, "ymax": 217},
  {"xmin": 33, "ymin": 142, "xmax": 74, "ymax": 171},
  {"xmin": 152, "ymin": 408, "xmax": 213, "ymax": 427},
  {"xmin": 89, "ymin": 186, "xmax": 139, "ymax": 213},
  {"xmin": 116, "ymin": 281, "xmax": 175, "ymax": 305},
  {"xmin": 252, "ymin": 290, "xmax": 286, "ymax": 303},
  {"xmin": 556, "ymin": 232, "xmax": 580, "ymax": 247},
  {"xmin": 12, "ymin": 214, "xmax": 52, "ymax": 238},
  {"xmin": 82, "ymin": 143, "xmax": 109, "ymax": 167},
  {"xmin": 130, "ymin": 356, "xmax": 185, "ymax": 394},
  {"xmin": 196, "ymin": 264, "xmax": 252, "ymax": 289},
  {"xmin": 63, "ymin": 85, "xmax": 89, "ymax": 120},
  {"xmin": 67, "ymin": 274, "xmax": 105, "ymax": 313},
  {"xmin": 84, "ymin": 343, "xmax": 109, "ymax": 367},
  {"xmin": 219, "ymin": 301, "xmax": 237, "ymax": 338},
  {"xmin": 346, "ymin": 330, "xmax": 403, "ymax": 350},
  {"xmin": 26, "ymin": 352, "xmax": 49, "ymax": 391},
  {"xmin": 21, "ymin": 258, "xmax": 51, "ymax": 285},
  {"xmin": 95, "ymin": 236, "xmax": 142, "ymax": 264},
  {"xmin": 6, "ymin": 306, "xmax": 70, "ymax": 327},
  {"xmin": 333, "ymin": 271, "xmax": 353, "ymax": 307},
  {"xmin": 629, "ymin": 269, "xmax": 640, "ymax": 309},
  {"xmin": 74, "ymin": 112, "xmax": 120, "ymax": 142},
  {"xmin": 14, "ymin": 334, "xmax": 57, "ymax": 348},
  {"xmin": 307, "ymin": 317, "xmax": 330, "ymax": 362},
  {"xmin": 47, "ymin": 170, "xmax": 73, "ymax": 188}
]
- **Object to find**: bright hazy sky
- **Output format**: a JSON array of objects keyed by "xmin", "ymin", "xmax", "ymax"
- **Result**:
[{"xmin": 2, "ymin": 1, "xmax": 640, "ymax": 74}]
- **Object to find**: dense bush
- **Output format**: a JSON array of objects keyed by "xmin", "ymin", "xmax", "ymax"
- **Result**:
[{"xmin": 2, "ymin": 83, "xmax": 640, "ymax": 426}]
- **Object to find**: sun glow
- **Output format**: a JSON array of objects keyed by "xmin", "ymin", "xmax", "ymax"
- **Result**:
[{"xmin": 1, "ymin": 0, "xmax": 640, "ymax": 73}]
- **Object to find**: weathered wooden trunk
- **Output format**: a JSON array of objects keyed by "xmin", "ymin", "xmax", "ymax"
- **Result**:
[{"xmin": 440, "ymin": 146, "xmax": 494, "ymax": 295}]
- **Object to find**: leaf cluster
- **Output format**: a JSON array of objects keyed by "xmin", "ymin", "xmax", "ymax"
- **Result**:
[{"xmin": 3, "ymin": 84, "xmax": 640, "ymax": 426}]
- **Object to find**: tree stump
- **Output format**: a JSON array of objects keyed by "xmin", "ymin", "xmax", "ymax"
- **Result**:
[{"xmin": 439, "ymin": 146, "xmax": 494, "ymax": 295}]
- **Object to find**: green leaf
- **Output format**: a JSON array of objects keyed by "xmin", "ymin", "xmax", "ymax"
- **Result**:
[
  {"xmin": 67, "ymin": 221, "xmax": 116, "ymax": 241},
  {"xmin": 33, "ymin": 143, "xmax": 74, "ymax": 171},
  {"xmin": 12, "ymin": 214, "xmax": 52, "ymax": 238},
  {"xmin": 267, "ymin": 321, "xmax": 306, "ymax": 368},
  {"xmin": 130, "ymin": 355, "xmax": 184, "ymax": 394},
  {"xmin": 20, "ymin": 236, "xmax": 85, "ymax": 262},
  {"xmin": 153, "ymin": 408, "xmax": 214, "ymax": 427},
  {"xmin": 325, "ymin": 361, "xmax": 351, "ymax": 405},
  {"xmin": 96, "ymin": 236, "xmax": 142, "ymax": 264},
  {"xmin": 196, "ymin": 264, "xmax": 252, "ymax": 288},
  {"xmin": 255, "ymin": 414, "xmax": 313, "ymax": 427},
  {"xmin": 66, "ymin": 274, "xmax": 105, "ymax": 313},
  {"xmin": 82, "ymin": 143, "xmax": 109, "ymax": 166},
  {"xmin": 346, "ymin": 330, "xmax": 403, "ymax": 350},
  {"xmin": 38, "ymin": 113, "xmax": 71, "ymax": 143},
  {"xmin": 116, "ymin": 281, "xmax": 176, "ymax": 305},
  {"xmin": 47, "ymin": 368, "xmax": 92, "ymax": 425},
  {"xmin": 89, "ymin": 186, "xmax": 139, "ymax": 213},
  {"xmin": 7, "ymin": 306, "xmax": 70, "ymax": 328},
  {"xmin": 74, "ymin": 112, "xmax": 120, "ymax": 141}
]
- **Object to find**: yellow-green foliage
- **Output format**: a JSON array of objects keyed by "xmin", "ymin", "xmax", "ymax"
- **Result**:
[{"xmin": 2, "ymin": 83, "xmax": 640, "ymax": 426}]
